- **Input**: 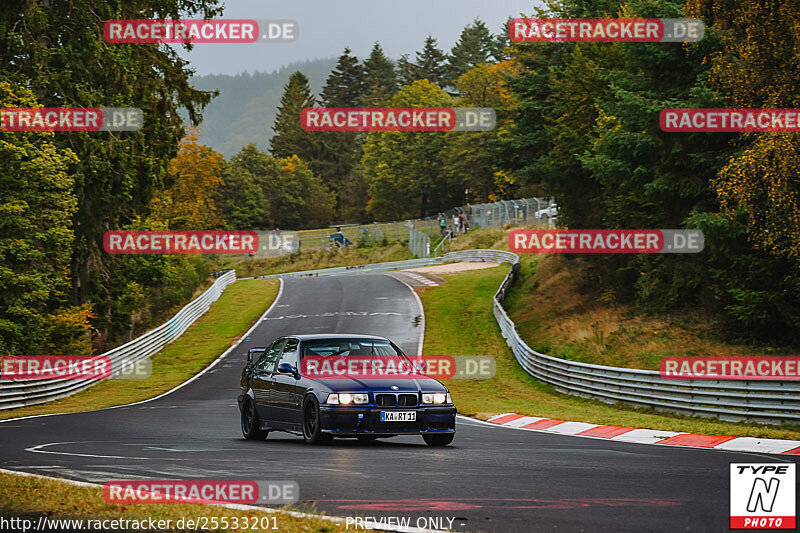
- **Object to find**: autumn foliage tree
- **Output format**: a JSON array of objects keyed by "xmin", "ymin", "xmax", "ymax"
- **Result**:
[
  {"xmin": 150, "ymin": 132, "xmax": 225, "ymax": 229},
  {"xmin": 687, "ymin": 0, "xmax": 800, "ymax": 263}
]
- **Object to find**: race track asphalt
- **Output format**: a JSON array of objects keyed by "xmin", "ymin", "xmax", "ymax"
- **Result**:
[{"xmin": 1, "ymin": 273, "xmax": 797, "ymax": 532}]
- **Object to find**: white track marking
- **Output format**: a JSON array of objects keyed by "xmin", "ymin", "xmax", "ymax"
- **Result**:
[{"xmin": 25, "ymin": 442, "xmax": 152, "ymax": 460}]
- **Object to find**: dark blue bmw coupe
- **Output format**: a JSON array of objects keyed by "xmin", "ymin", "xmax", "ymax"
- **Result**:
[{"xmin": 238, "ymin": 334, "xmax": 456, "ymax": 446}]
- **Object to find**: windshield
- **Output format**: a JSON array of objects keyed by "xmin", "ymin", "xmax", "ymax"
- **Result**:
[{"xmin": 301, "ymin": 339, "xmax": 402, "ymax": 357}]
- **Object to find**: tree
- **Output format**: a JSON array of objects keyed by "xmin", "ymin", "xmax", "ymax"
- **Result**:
[
  {"xmin": 441, "ymin": 62, "xmax": 519, "ymax": 203},
  {"xmin": 149, "ymin": 132, "xmax": 225, "ymax": 229},
  {"xmin": 0, "ymin": 82, "xmax": 80, "ymax": 354},
  {"xmin": 399, "ymin": 36, "xmax": 449, "ymax": 88},
  {"xmin": 688, "ymin": 0, "xmax": 800, "ymax": 263},
  {"xmin": 361, "ymin": 43, "xmax": 399, "ymax": 105},
  {"xmin": 320, "ymin": 48, "xmax": 365, "ymax": 107},
  {"xmin": 317, "ymin": 49, "xmax": 368, "ymax": 219},
  {"xmin": 448, "ymin": 19, "xmax": 498, "ymax": 84},
  {"xmin": 0, "ymin": 0, "xmax": 223, "ymax": 312},
  {"xmin": 269, "ymin": 71, "xmax": 317, "ymax": 160},
  {"xmin": 362, "ymin": 80, "xmax": 455, "ymax": 220},
  {"xmin": 277, "ymin": 155, "xmax": 336, "ymax": 229},
  {"xmin": 217, "ymin": 145, "xmax": 334, "ymax": 229}
]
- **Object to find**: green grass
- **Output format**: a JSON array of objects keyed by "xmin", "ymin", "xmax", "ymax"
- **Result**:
[
  {"xmin": 0, "ymin": 278, "xmax": 280, "ymax": 421},
  {"xmin": 0, "ymin": 472, "xmax": 361, "ymax": 532},
  {"xmin": 419, "ymin": 265, "xmax": 800, "ymax": 440}
]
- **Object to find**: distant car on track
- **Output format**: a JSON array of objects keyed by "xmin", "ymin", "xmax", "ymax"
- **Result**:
[
  {"xmin": 238, "ymin": 334, "xmax": 456, "ymax": 446},
  {"xmin": 535, "ymin": 203, "xmax": 558, "ymax": 220}
]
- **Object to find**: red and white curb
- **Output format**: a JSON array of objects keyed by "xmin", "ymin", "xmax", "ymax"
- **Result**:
[
  {"xmin": 403, "ymin": 272, "xmax": 440, "ymax": 287},
  {"xmin": 485, "ymin": 413, "xmax": 800, "ymax": 455}
]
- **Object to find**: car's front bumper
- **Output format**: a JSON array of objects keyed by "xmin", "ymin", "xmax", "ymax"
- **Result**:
[{"xmin": 319, "ymin": 405, "xmax": 456, "ymax": 435}]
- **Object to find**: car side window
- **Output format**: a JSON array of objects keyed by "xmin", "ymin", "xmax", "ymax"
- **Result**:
[
  {"xmin": 256, "ymin": 339, "xmax": 284, "ymax": 372},
  {"xmin": 278, "ymin": 338, "xmax": 300, "ymax": 370}
]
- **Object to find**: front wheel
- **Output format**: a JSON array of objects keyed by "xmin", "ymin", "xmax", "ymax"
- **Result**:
[
  {"xmin": 423, "ymin": 433, "xmax": 454, "ymax": 447},
  {"xmin": 302, "ymin": 397, "xmax": 332, "ymax": 444},
  {"xmin": 241, "ymin": 398, "xmax": 269, "ymax": 440}
]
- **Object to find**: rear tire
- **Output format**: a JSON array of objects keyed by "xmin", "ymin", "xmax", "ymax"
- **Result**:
[
  {"xmin": 302, "ymin": 397, "xmax": 332, "ymax": 444},
  {"xmin": 241, "ymin": 398, "xmax": 268, "ymax": 440},
  {"xmin": 423, "ymin": 433, "xmax": 454, "ymax": 446}
]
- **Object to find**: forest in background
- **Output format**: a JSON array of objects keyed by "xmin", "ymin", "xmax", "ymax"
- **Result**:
[{"xmin": 1, "ymin": 0, "xmax": 799, "ymax": 358}]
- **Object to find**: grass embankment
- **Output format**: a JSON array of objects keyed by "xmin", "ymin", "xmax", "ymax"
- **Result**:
[
  {"xmin": 419, "ymin": 262, "xmax": 800, "ymax": 440},
  {"xmin": 225, "ymin": 243, "xmax": 412, "ymax": 278},
  {"xmin": 0, "ymin": 472, "xmax": 358, "ymax": 533},
  {"xmin": 504, "ymin": 254, "xmax": 800, "ymax": 369},
  {"xmin": 0, "ymin": 278, "xmax": 279, "ymax": 421}
]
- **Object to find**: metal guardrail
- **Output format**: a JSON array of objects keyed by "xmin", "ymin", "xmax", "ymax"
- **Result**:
[
  {"xmin": 0, "ymin": 270, "xmax": 237, "ymax": 411},
  {"xmin": 465, "ymin": 250, "xmax": 800, "ymax": 426},
  {"xmin": 255, "ymin": 258, "xmax": 442, "ymax": 279}
]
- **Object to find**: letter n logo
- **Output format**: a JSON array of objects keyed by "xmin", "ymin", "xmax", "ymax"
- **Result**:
[{"xmin": 748, "ymin": 478, "xmax": 780, "ymax": 513}]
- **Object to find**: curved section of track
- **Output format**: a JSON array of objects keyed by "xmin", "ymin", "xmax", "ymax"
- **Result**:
[{"xmin": 1, "ymin": 273, "xmax": 796, "ymax": 532}]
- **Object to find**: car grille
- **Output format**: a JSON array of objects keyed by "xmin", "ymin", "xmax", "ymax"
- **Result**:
[
  {"xmin": 399, "ymin": 394, "xmax": 417, "ymax": 407},
  {"xmin": 376, "ymin": 394, "xmax": 396, "ymax": 407},
  {"xmin": 375, "ymin": 393, "xmax": 418, "ymax": 407}
]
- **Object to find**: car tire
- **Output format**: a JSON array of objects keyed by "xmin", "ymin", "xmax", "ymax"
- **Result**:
[
  {"xmin": 241, "ymin": 398, "xmax": 269, "ymax": 440},
  {"xmin": 302, "ymin": 396, "xmax": 332, "ymax": 444},
  {"xmin": 423, "ymin": 433, "xmax": 454, "ymax": 447}
]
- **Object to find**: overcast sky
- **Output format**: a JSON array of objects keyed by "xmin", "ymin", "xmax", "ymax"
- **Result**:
[{"xmin": 176, "ymin": 0, "xmax": 540, "ymax": 75}]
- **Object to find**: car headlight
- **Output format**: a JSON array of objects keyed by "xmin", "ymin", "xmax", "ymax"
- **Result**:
[
  {"xmin": 327, "ymin": 393, "xmax": 368, "ymax": 405},
  {"xmin": 422, "ymin": 392, "xmax": 449, "ymax": 404}
]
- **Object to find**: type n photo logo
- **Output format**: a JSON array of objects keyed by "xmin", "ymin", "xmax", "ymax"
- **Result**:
[{"xmin": 730, "ymin": 463, "xmax": 795, "ymax": 529}]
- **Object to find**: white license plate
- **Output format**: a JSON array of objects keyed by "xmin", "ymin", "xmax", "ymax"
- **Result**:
[{"xmin": 381, "ymin": 411, "xmax": 416, "ymax": 422}]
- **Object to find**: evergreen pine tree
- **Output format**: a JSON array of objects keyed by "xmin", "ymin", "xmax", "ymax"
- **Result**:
[
  {"xmin": 415, "ymin": 36, "xmax": 449, "ymax": 87},
  {"xmin": 269, "ymin": 71, "xmax": 317, "ymax": 160},
  {"xmin": 448, "ymin": 20, "xmax": 496, "ymax": 84},
  {"xmin": 361, "ymin": 43, "xmax": 398, "ymax": 104},
  {"xmin": 321, "ymin": 48, "xmax": 365, "ymax": 107}
]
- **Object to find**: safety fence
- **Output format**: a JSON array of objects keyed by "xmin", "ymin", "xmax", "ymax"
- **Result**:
[
  {"xmin": 408, "ymin": 226, "xmax": 431, "ymax": 259},
  {"xmin": 286, "ymin": 197, "xmax": 555, "ymax": 253},
  {"xmin": 0, "ymin": 270, "xmax": 237, "ymax": 411}
]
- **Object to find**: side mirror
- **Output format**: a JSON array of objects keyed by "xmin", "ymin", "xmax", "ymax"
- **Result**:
[
  {"xmin": 247, "ymin": 347, "xmax": 266, "ymax": 365},
  {"xmin": 277, "ymin": 362, "xmax": 298, "ymax": 377}
]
